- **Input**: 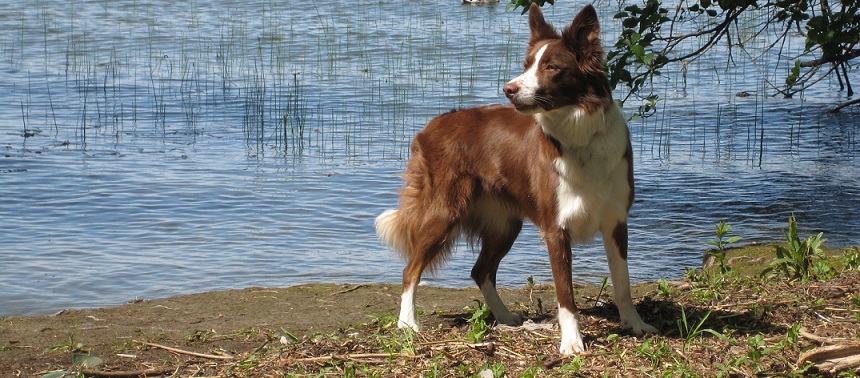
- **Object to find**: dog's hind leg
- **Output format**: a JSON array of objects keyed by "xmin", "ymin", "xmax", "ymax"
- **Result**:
[
  {"xmin": 397, "ymin": 180, "xmax": 471, "ymax": 331},
  {"xmin": 604, "ymin": 222, "xmax": 658, "ymax": 334},
  {"xmin": 398, "ymin": 224, "xmax": 457, "ymax": 331},
  {"xmin": 470, "ymin": 218, "xmax": 524, "ymax": 326}
]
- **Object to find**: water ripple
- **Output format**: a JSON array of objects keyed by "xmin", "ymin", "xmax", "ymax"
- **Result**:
[{"xmin": 0, "ymin": 0, "xmax": 857, "ymax": 315}]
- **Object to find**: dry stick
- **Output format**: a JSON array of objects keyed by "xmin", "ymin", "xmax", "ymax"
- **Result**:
[
  {"xmin": 797, "ymin": 344, "xmax": 860, "ymax": 373},
  {"xmin": 425, "ymin": 341, "xmax": 495, "ymax": 350},
  {"xmin": 331, "ymin": 284, "xmax": 366, "ymax": 295},
  {"xmin": 144, "ymin": 342, "xmax": 233, "ymax": 360},
  {"xmin": 799, "ymin": 328, "xmax": 853, "ymax": 345},
  {"xmin": 80, "ymin": 366, "xmax": 178, "ymax": 377},
  {"xmin": 497, "ymin": 345, "xmax": 526, "ymax": 359},
  {"xmin": 296, "ymin": 352, "xmax": 413, "ymax": 363},
  {"xmin": 416, "ymin": 338, "xmax": 461, "ymax": 347},
  {"xmin": 250, "ymin": 340, "xmax": 269, "ymax": 356}
]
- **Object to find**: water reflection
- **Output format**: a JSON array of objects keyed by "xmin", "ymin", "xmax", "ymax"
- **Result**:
[{"xmin": 0, "ymin": 0, "xmax": 857, "ymax": 316}]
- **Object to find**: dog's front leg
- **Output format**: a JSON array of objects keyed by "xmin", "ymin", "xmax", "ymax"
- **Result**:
[
  {"xmin": 605, "ymin": 222, "xmax": 658, "ymax": 334},
  {"xmin": 546, "ymin": 231, "xmax": 585, "ymax": 355}
]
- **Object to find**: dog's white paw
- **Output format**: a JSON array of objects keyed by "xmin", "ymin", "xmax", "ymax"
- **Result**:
[
  {"xmin": 557, "ymin": 306, "xmax": 585, "ymax": 355},
  {"xmin": 559, "ymin": 337, "xmax": 586, "ymax": 356},
  {"xmin": 397, "ymin": 319, "xmax": 420, "ymax": 332}
]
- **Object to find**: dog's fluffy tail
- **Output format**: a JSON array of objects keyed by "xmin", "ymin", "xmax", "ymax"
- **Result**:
[{"xmin": 375, "ymin": 209, "xmax": 411, "ymax": 259}]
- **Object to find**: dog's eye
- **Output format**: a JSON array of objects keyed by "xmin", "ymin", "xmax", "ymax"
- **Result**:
[{"xmin": 545, "ymin": 64, "xmax": 560, "ymax": 72}]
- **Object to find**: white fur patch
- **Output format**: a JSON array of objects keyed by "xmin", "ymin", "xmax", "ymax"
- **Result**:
[
  {"xmin": 398, "ymin": 284, "xmax": 419, "ymax": 331},
  {"xmin": 506, "ymin": 44, "xmax": 548, "ymax": 109},
  {"xmin": 557, "ymin": 306, "xmax": 585, "ymax": 355},
  {"xmin": 554, "ymin": 164, "xmax": 595, "ymax": 242},
  {"xmin": 376, "ymin": 209, "xmax": 407, "ymax": 255},
  {"xmin": 538, "ymin": 103, "xmax": 632, "ymax": 242}
]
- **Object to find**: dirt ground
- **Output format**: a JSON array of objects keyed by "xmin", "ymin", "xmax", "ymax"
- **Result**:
[
  {"xmin": 0, "ymin": 282, "xmax": 581, "ymax": 376},
  {"xmin": 2, "ymin": 246, "xmax": 859, "ymax": 377}
]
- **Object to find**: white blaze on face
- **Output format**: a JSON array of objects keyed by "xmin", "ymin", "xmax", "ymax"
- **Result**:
[{"xmin": 507, "ymin": 43, "xmax": 549, "ymax": 106}]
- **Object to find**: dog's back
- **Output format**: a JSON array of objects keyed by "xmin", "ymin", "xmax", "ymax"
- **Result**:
[{"xmin": 376, "ymin": 105, "xmax": 560, "ymax": 271}]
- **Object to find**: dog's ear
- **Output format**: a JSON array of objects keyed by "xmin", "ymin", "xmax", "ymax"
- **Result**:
[
  {"xmin": 528, "ymin": 3, "xmax": 559, "ymax": 47},
  {"xmin": 562, "ymin": 5, "xmax": 603, "ymax": 65}
]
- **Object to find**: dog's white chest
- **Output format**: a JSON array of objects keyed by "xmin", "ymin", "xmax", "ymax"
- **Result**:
[
  {"xmin": 554, "ymin": 153, "xmax": 605, "ymax": 242},
  {"xmin": 544, "ymin": 105, "xmax": 632, "ymax": 242}
]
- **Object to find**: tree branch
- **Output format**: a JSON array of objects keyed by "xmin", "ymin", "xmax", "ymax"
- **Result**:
[
  {"xmin": 665, "ymin": 6, "xmax": 749, "ymax": 64},
  {"xmin": 831, "ymin": 97, "xmax": 860, "ymax": 113},
  {"xmin": 800, "ymin": 48, "xmax": 860, "ymax": 67}
]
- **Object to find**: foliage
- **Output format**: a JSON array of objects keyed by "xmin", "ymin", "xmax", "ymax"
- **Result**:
[
  {"xmin": 521, "ymin": 0, "xmax": 860, "ymax": 113},
  {"xmin": 507, "ymin": 0, "xmax": 555, "ymax": 15},
  {"xmin": 368, "ymin": 313, "xmax": 399, "ymax": 330},
  {"xmin": 464, "ymin": 301, "xmax": 492, "ymax": 343},
  {"xmin": 46, "ymin": 333, "xmax": 87, "ymax": 353},
  {"xmin": 656, "ymin": 278, "xmax": 672, "ymax": 298},
  {"xmin": 41, "ymin": 333, "xmax": 103, "ymax": 378},
  {"xmin": 611, "ymin": 0, "xmax": 859, "ymax": 113},
  {"xmin": 676, "ymin": 307, "xmax": 727, "ymax": 347},
  {"xmin": 844, "ymin": 247, "xmax": 860, "ymax": 271},
  {"xmin": 763, "ymin": 215, "xmax": 827, "ymax": 282},
  {"xmin": 706, "ymin": 220, "xmax": 742, "ymax": 274},
  {"xmin": 593, "ymin": 276, "xmax": 609, "ymax": 306},
  {"xmin": 606, "ymin": 0, "xmax": 671, "ymax": 117}
]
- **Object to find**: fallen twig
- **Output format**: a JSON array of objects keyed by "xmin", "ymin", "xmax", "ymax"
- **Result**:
[
  {"xmin": 250, "ymin": 340, "xmax": 269, "ymax": 356},
  {"xmin": 80, "ymin": 366, "xmax": 177, "ymax": 377},
  {"xmin": 143, "ymin": 342, "xmax": 233, "ymax": 360},
  {"xmin": 331, "ymin": 284, "xmax": 366, "ymax": 295},
  {"xmin": 497, "ymin": 344, "xmax": 526, "ymax": 359},
  {"xmin": 424, "ymin": 340, "xmax": 496, "ymax": 350},
  {"xmin": 798, "ymin": 328, "xmax": 851, "ymax": 345},
  {"xmin": 295, "ymin": 352, "xmax": 414, "ymax": 363},
  {"xmin": 798, "ymin": 343, "xmax": 860, "ymax": 374}
]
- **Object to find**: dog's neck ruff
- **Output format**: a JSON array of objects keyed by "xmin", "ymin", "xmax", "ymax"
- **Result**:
[{"xmin": 536, "ymin": 104, "xmax": 609, "ymax": 149}]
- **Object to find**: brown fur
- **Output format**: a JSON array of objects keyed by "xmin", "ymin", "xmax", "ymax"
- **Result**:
[{"xmin": 376, "ymin": 3, "xmax": 656, "ymax": 355}]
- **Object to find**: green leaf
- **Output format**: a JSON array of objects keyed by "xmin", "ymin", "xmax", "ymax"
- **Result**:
[
  {"xmin": 72, "ymin": 353, "xmax": 104, "ymax": 368},
  {"xmin": 40, "ymin": 372, "xmax": 69, "ymax": 378},
  {"xmin": 786, "ymin": 60, "xmax": 801, "ymax": 86},
  {"xmin": 642, "ymin": 52, "xmax": 656, "ymax": 65},
  {"xmin": 623, "ymin": 17, "xmax": 639, "ymax": 29},
  {"xmin": 631, "ymin": 45, "xmax": 646, "ymax": 60},
  {"xmin": 701, "ymin": 328, "xmax": 732, "ymax": 342},
  {"xmin": 624, "ymin": 5, "xmax": 642, "ymax": 13}
]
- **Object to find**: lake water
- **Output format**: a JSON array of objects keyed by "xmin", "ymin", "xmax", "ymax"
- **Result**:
[{"xmin": 1, "ymin": 0, "xmax": 857, "ymax": 316}]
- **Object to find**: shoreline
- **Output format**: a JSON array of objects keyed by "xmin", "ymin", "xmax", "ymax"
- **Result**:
[{"xmin": 2, "ymin": 244, "xmax": 858, "ymax": 376}]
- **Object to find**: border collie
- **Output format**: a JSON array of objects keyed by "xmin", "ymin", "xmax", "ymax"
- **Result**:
[{"xmin": 375, "ymin": 3, "xmax": 657, "ymax": 355}]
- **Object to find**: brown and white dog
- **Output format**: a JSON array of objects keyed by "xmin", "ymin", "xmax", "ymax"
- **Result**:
[{"xmin": 375, "ymin": 3, "xmax": 657, "ymax": 355}]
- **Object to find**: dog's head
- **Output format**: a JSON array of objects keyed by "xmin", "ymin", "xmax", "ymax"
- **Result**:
[{"xmin": 503, "ymin": 4, "xmax": 611, "ymax": 114}]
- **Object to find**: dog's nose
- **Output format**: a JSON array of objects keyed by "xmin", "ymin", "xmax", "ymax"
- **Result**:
[{"xmin": 503, "ymin": 82, "xmax": 519, "ymax": 98}]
